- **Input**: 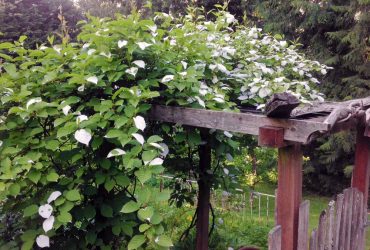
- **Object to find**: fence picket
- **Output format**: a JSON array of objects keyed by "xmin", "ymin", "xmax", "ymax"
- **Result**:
[
  {"xmin": 317, "ymin": 210, "xmax": 327, "ymax": 250},
  {"xmin": 327, "ymin": 200, "xmax": 335, "ymax": 250},
  {"xmin": 309, "ymin": 229, "xmax": 318, "ymax": 250},
  {"xmin": 334, "ymin": 193, "xmax": 344, "ymax": 250},
  {"xmin": 268, "ymin": 225, "xmax": 281, "ymax": 250},
  {"xmin": 298, "ymin": 200, "xmax": 310, "ymax": 250}
]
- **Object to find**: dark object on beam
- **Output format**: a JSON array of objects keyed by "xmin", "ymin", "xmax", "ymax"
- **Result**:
[{"xmin": 265, "ymin": 92, "xmax": 300, "ymax": 118}]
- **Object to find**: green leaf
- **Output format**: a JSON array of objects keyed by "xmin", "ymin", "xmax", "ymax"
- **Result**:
[
  {"xmin": 45, "ymin": 140, "xmax": 59, "ymax": 151},
  {"xmin": 137, "ymin": 206, "xmax": 154, "ymax": 222},
  {"xmin": 135, "ymin": 169, "xmax": 151, "ymax": 184},
  {"xmin": 147, "ymin": 135, "xmax": 163, "ymax": 144},
  {"xmin": 121, "ymin": 201, "xmax": 140, "ymax": 213},
  {"xmin": 28, "ymin": 170, "xmax": 41, "ymax": 184},
  {"xmin": 23, "ymin": 205, "xmax": 38, "ymax": 217},
  {"xmin": 128, "ymin": 235, "xmax": 146, "ymax": 250},
  {"xmin": 112, "ymin": 225, "xmax": 121, "ymax": 236},
  {"xmin": 104, "ymin": 129, "xmax": 124, "ymax": 138},
  {"xmin": 155, "ymin": 235, "xmax": 173, "ymax": 247},
  {"xmin": 101, "ymin": 204, "xmax": 113, "ymax": 217},
  {"xmin": 57, "ymin": 211, "xmax": 72, "ymax": 223},
  {"xmin": 86, "ymin": 231, "xmax": 97, "ymax": 244},
  {"xmin": 104, "ymin": 178, "xmax": 115, "ymax": 192},
  {"xmin": 9, "ymin": 183, "xmax": 20, "ymax": 196},
  {"xmin": 114, "ymin": 175, "xmax": 129, "ymax": 187},
  {"xmin": 65, "ymin": 189, "xmax": 81, "ymax": 201},
  {"xmin": 136, "ymin": 188, "xmax": 151, "ymax": 204},
  {"xmin": 139, "ymin": 224, "xmax": 151, "ymax": 232},
  {"xmin": 46, "ymin": 172, "xmax": 59, "ymax": 182}
]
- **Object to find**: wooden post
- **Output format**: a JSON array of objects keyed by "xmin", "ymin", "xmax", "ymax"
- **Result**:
[
  {"xmin": 196, "ymin": 129, "xmax": 211, "ymax": 250},
  {"xmin": 352, "ymin": 125, "xmax": 370, "ymax": 206},
  {"xmin": 277, "ymin": 144, "xmax": 303, "ymax": 250}
]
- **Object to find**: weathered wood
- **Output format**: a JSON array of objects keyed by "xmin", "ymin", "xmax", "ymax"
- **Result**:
[
  {"xmin": 268, "ymin": 225, "xmax": 282, "ymax": 250},
  {"xmin": 276, "ymin": 144, "xmax": 302, "ymax": 250},
  {"xmin": 297, "ymin": 200, "xmax": 310, "ymax": 250},
  {"xmin": 195, "ymin": 129, "xmax": 211, "ymax": 250},
  {"xmin": 265, "ymin": 92, "xmax": 300, "ymax": 118},
  {"xmin": 150, "ymin": 105, "xmax": 330, "ymax": 143},
  {"xmin": 327, "ymin": 201, "xmax": 335, "ymax": 250},
  {"xmin": 317, "ymin": 211, "xmax": 327, "ymax": 250},
  {"xmin": 258, "ymin": 126, "xmax": 285, "ymax": 148},
  {"xmin": 310, "ymin": 229, "xmax": 318, "ymax": 250},
  {"xmin": 291, "ymin": 96, "xmax": 370, "ymax": 118},
  {"xmin": 350, "ymin": 189, "xmax": 361, "ymax": 250},
  {"xmin": 352, "ymin": 126, "xmax": 370, "ymax": 207},
  {"xmin": 333, "ymin": 194, "xmax": 344, "ymax": 250}
]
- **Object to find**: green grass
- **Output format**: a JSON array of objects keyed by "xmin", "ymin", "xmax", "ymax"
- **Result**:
[{"xmin": 158, "ymin": 182, "xmax": 369, "ymax": 249}]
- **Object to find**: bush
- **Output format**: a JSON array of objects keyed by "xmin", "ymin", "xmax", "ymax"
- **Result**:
[{"xmin": 0, "ymin": 8, "xmax": 329, "ymax": 249}]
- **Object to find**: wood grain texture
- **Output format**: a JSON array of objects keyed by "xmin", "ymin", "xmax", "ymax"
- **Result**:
[
  {"xmin": 276, "ymin": 144, "xmax": 302, "ymax": 250},
  {"xmin": 333, "ymin": 194, "xmax": 344, "ymax": 250},
  {"xmin": 258, "ymin": 126, "xmax": 285, "ymax": 148},
  {"xmin": 310, "ymin": 229, "xmax": 318, "ymax": 250},
  {"xmin": 268, "ymin": 225, "xmax": 282, "ymax": 250},
  {"xmin": 327, "ymin": 201, "xmax": 335, "ymax": 250},
  {"xmin": 150, "ymin": 105, "xmax": 329, "ymax": 143},
  {"xmin": 317, "ymin": 211, "xmax": 327, "ymax": 250},
  {"xmin": 297, "ymin": 200, "xmax": 310, "ymax": 250}
]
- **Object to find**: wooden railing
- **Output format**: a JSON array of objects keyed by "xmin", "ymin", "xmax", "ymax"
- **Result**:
[{"xmin": 268, "ymin": 188, "xmax": 368, "ymax": 250}]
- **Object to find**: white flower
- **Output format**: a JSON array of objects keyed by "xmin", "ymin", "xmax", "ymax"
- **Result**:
[
  {"xmin": 146, "ymin": 25, "xmax": 157, "ymax": 33},
  {"xmin": 224, "ymin": 131, "xmax": 233, "ymax": 138},
  {"xmin": 47, "ymin": 191, "xmax": 62, "ymax": 204},
  {"xmin": 226, "ymin": 153, "xmax": 233, "ymax": 161},
  {"xmin": 0, "ymin": 140, "xmax": 2, "ymax": 147},
  {"xmin": 279, "ymin": 41, "xmax": 288, "ymax": 47},
  {"xmin": 125, "ymin": 67, "xmax": 138, "ymax": 77},
  {"xmin": 87, "ymin": 49, "xmax": 96, "ymax": 55},
  {"xmin": 26, "ymin": 97, "xmax": 42, "ymax": 109},
  {"xmin": 38, "ymin": 204, "xmax": 53, "ymax": 219},
  {"xmin": 223, "ymin": 168, "xmax": 229, "ymax": 175},
  {"xmin": 62, "ymin": 105, "xmax": 71, "ymax": 116},
  {"xmin": 149, "ymin": 158, "xmax": 164, "ymax": 166},
  {"xmin": 36, "ymin": 235, "xmax": 50, "ymax": 248},
  {"xmin": 159, "ymin": 143, "xmax": 169, "ymax": 157},
  {"xmin": 136, "ymin": 42, "xmax": 152, "ymax": 50},
  {"xmin": 181, "ymin": 61, "xmax": 188, "ymax": 69},
  {"xmin": 78, "ymin": 85, "xmax": 85, "ymax": 92},
  {"xmin": 107, "ymin": 148, "xmax": 126, "ymax": 158},
  {"xmin": 133, "ymin": 116, "xmax": 146, "ymax": 131},
  {"xmin": 213, "ymin": 97, "xmax": 225, "ymax": 103},
  {"xmin": 149, "ymin": 143, "xmax": 164, "ymax": 151},
  {"xmin": 43, "ymin": 216, "xmax": 55, "ymax": 233},
  {"xmin": 74, "ymin": 129, "xmax": 92, "ymax": 146},
  {"xmin": 218, "ymin": 218, "xmax": 224, "ymax": 225},
  {"xmin": 82, "ymin": 43, "xmax": 90, "ymax": 49},
  {"xmin": 321, "ymin": 69, "xmax": 327, "ymax": 75},
  {"xmin": 194, "ymin": 96, "xmax": 205, "ymax": 108},
  {"xmin": 170, "ymin": 39, "xmax": 177, "ymax": 46},
  {"xmin": 133, "ymin": 60, "xmax": 146, "ymax": 69},
  {"xmin": 118, "ymin": 40, "xmax": 128, "ymax": 48},
  {"xmin": 76, "ymin": 115, "xmax": 88, "ymax": 124},
  {"xmin": 86, "ymin": 76, "xmax": 98, "ymax": 84},
  {"xmin": 161, "ymin": 75, "xmax": 174, "ymax": 83},
  {"xmin": 132, "ymin": 133, "xmax": 145, "ymax": 145},
  {"xmin": 225, "ymin": 13, "xmax": 235, "ymax": 23}
]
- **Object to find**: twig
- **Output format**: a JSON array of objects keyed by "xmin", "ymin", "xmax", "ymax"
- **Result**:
[{"xmin": 209, "ymin": 203, "xmax": 215, "ymax": 237}]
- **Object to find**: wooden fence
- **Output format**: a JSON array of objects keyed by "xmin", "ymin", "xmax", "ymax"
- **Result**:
[{"xmin": 268, "ymin": 188, "xmax": 368, "ymax": 250}]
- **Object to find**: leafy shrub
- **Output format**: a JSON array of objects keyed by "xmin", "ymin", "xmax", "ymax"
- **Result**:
[{"xmin": 0, "ymin": 8, "xmax": 329, "ymax": 249}]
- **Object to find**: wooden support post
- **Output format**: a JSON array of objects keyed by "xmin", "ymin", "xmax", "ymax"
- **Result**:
[
  {"xmin": 277, "ymin": 144, "xmax": 303, "ymax": 250},
  {"xmin": 352, "ymin": 125, "xmax": 370, "ymax": 206},
  {"xmin": 196, "ymin": 129, "xmax": 211, "ymax": 250}
]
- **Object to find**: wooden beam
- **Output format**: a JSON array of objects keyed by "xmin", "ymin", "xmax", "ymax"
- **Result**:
[
  {"xmin": 150, "ymin": 105, "xmax": 329, "ymax": 144},
  {"xmin": 258, "ymin": 126, "xmax": 285, "ymax": 148},
  {"xmin": 196, "ymin": 129, "xmax": 211, "ymax": 250},
  {"xmin": 277, "ymin": 144, "xmax": 303, "ymax": 250},
  {"xmin": 352, "ymin": 125, "xmax": 370, "ymax": 207}
]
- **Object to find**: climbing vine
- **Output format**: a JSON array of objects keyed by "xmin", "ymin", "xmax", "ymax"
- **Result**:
[{"xmin": 0, "ymin": 7, "xmax": 329, "ymax": 249}]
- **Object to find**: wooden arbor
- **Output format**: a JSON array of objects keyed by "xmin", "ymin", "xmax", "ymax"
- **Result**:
[{"xmin": 150, "ymin": 96, "xmax": 370, "ymax": 250}]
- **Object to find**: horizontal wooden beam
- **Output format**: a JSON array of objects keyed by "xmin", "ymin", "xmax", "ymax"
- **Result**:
[{"xmin": 150, "ymin": 105, "xmax": 330, "ymax": 143}]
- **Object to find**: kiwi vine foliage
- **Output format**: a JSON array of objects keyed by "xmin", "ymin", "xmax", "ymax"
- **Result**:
[{"xmin": 0, "ymin": 6, "xmax": 330, "ymax": 250}]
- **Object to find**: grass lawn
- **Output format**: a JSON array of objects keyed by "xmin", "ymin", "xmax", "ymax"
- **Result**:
[{"xmin": 158, "ymin": 182, "xmax": 369, "ymax": 249}]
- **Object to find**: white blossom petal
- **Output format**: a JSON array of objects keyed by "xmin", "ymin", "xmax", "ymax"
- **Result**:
[
  {"xmin": 223, "ymin": 168, "xmax": 229, "ymax": 175},
  {"xmin": 86, "ymin": 76, "xmax": 98, "ymax": 84},
  {"xmin": 159, "ymin": 143, "xmax": 169, "ymax": 157},
  {"xmin": 149, "ymin": 158, "xmax": 163, "ymax": 166},
  {"xmin": 62, "ymin": 105, "xmax": 71, "ymax": 116},
  {"xmin": 36, "ymin": 235, "xmax": 50, "ymax": 248},
  {"xmin": 161, "ymin": 75, "xmax": 174, "ymax": 83},
  {"xmin": 78, "ymin": 85, "xmax": 85, "ymax": 92},
  {"xmin": 26, "ymin": 97, "xmax": 42, "ymax": 109},
  {"xmin": 133, "ymin": 60, "xmax": 146, "ymax": 69},
  {"xmin": 224, "ymin": 131, "xmax": 233, "ymax": 138},
  {"xmin": 38, "ymin": 204, "xmax": 53, "ymax": 219},
  {"xmin": 125, "ymin": 67, "xmax": 138, "ymax": 77},
  {"xmin": 149, "ymin": 142, "xmax": 164, "ymax": 151},
  {"xmin": 118, "ymin": 40, "xmax": 128, "ymax": 48},
  {"xmin": 74, "ymin": 129, "xmax": 92, "ymax": 146},
  {"xmin": 136, "ymin": 42, "xmax": 152, "ymax": 50},
  {"xmin": 107, "ymin": 148, "xmax": 126, "ymax": 158},
  {"xmin": 0, "ymin": 140, "xmax": 2, "ymax": 147},
  {"xmin": 133, "ymin": 116, "xmax": 146, "ymax": 131},
  {"xmin": 181, "ymin": 61, "xmax": 188, "ymax": 69},
  {"xmin": 132, "ymin": 133, "xmax": 145, "ymax": 145},
  {"xmin": 87, "ymin": 49, "xmax": 96, "ymax": 55},
  {"xmin": 47, "ymin": 191, "xmax": 62, "ymax": 204},
  {"xmin": 42, "ymin": 216, "xmax": 54, "ymax": 233},
  {"xmin": 76, "ymin": 115, "xmax": 88, "ymax": 124}
]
